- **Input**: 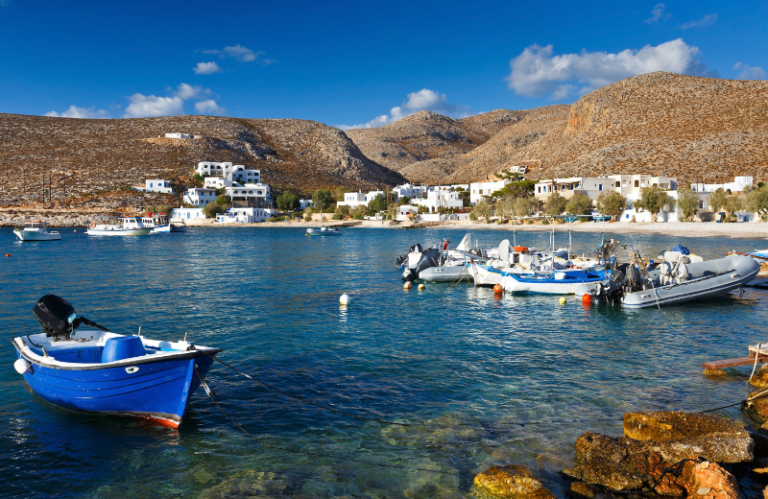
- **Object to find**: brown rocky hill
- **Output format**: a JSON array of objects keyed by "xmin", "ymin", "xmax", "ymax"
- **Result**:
[
  {"xmin": 344, "ymin": 109, "xmax": 526, "ymax": 179},
  {"xmin": 0, "ymin": 114, "xmax": 403, "ymax": 208},
  {"xmin": 448, "ymin": 72, "xmax": 768, "ymax": 184}
]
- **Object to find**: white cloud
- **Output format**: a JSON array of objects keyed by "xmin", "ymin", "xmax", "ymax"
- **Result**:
[
  {"xmin": 194, "ymin": 99, "xmax": 226, "ymax": 115},
  {"xmin": 174, "ymin": 83, "xmax": 210, "ymax": 100},
  {"xmin": 203, "ymin": 44, "xmax": 272, "ymax": 64},
  {"xmin": 506, "ymin": 39, "xmax": 715, "ymax": 99},
  {"xmin": 193, "ymin": 61, "xmax": 222, "ymax": 75},
  {"xmin": 338, "ymin": 89, "xmax": 472, "ymax": 129},
  {"xmin": 734, "ymin": 62, "xmax": 766, "ymax": 80},
  {"xmin": 124, "ymin": 94, "xmax": 184, "ymax": 118},
  {"xmin": 645, "ymin": 4, "xmax": 670, "ymax": 24},
  {"xmin": 680, "ymin": 14, "xmax": 717, "ymax": 29},
  {"xmin": 44, "ymin": 105, "xmax": 110, "ymax": 119}
]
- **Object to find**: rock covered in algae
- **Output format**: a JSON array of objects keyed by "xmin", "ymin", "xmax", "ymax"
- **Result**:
[
  {"xmin": 748, "ymin": 365, "xmax": 768, "ymax": 388},
  {"xmin": 622, "ymin": 411, "xmax": 753, "ymax": 463},
  {"xmin": 744, "ymin": 389, "xmax": 768, "ymax": 423},
  {"xmin": 472, "ymin": 465, "xmax": 555, "ymax": 499},
  {"xmin": 197, "ymin": 470, "xmax": 287, "ymax": 499}
]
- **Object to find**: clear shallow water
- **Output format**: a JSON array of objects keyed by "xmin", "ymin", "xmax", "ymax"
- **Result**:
[{"xmin": 1, "ymin": 226, "xmax": 767, "ymax": 498}]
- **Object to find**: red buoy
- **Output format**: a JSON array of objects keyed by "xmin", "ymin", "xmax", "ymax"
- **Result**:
[
  {"xmin": 582, "ymin": 293, "xmax": 592, "ymax": 305},
  {"xmin": 493, "ymin": 284, "xmax": 503, "ymax": 294},
  {"xmin": 5, "ymin": 253, "xmax": 9, "ymax": 257}
]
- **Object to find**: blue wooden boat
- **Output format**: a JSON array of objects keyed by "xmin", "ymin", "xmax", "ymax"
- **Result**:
[
  {"xmin": 501, "ymin": 268, "xmax": 610, "ymax": 294},
  {"xmin": 12, "ymin": 295, "xmax": 221, "ymax": 428}
]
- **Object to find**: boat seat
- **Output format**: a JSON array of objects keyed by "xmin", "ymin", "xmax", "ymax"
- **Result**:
[{"xmin": 102, "ymin": 336, "xmax": 146, "ymax": 363}]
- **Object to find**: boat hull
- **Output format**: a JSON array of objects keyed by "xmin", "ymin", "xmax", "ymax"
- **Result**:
[
  {"xmin": 471, "ymin": 264, "xmax": 504, "ymax": 287},
  {"xmin": 13, "ymin": 341, "xmax": 217, "ymax": 428},
  {"xmin": 622, "ymin": 256, "xmax": 760, "ymax": 308},
  {"xmin": 501, "ymin": 270, "xmax": 609, "ymax": 295},
  {"xmin": 86, "ymin": 228, "xmax": 152, "ymax": 236},
  {"xmin": 417, "ymin": 264, "xmax": 473, "ymax": 283},
  {"xmin": 13, "ymin": 230, "xmax": 61, "ymax": 241}
]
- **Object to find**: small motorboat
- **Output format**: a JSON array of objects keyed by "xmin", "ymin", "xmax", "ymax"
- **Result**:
[
  {"xmin": 501, "ymin": 268, "xmax": 610, "ymax": 295},
  {"xmin": 12, "ymin": 295, "xmax": 221, "ymax": 428},
  {"xmin": 13, "ymin": 221, "xmax": 61, "ymax": 241},
  {"xmin": 146, "ymin": 213, "xmax": 186, "ymax": 233},
  {"xmin": 307, "ymin": 227, "xmax": 341, "ymax": 236},
  {"xmin": 729, "ymin": 249, "xmax": 768, "ymax": 265},
  {"xmin": 87, "ymin": 217, "xmax": 152, "ymax": 236}
]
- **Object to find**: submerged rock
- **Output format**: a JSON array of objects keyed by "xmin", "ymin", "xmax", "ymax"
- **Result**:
[
  {"xmin": 749, "ymin": 365, "xmax": 768, "ymax": 388},
  {"xmin": 472, "ymin": 465, "xmax": 555, "ymax": 499},
  {"xmin": 623, "ymin": 411, "xmax": 753, "ymax": 463},
  {"xmin": 703, "ymin": 368, "xmax": 729, "ymax": 378}
]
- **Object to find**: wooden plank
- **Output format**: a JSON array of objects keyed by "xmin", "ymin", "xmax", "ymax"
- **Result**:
[{"xmin": 702, "ymin": 354, "xmax": 768, "ymax": 369}]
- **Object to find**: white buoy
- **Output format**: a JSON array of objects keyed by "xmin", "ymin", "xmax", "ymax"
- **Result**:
[
  {"xmin": 559, "ymin": 297, "xmax": 567, "ymax": 304},
  {"xmin": 14, "ymin": 358, "xmax": 31, "ymax": 375},
  {"xmin": 403, "ymin": 281, "xmax": 413, "ymax": 290},
  {"xmin": 340, "ymin": 293, "xmax": 350, "ymax": 306},
  {"xmin": 418, "ymin": 284, "xmax": 425, "ymax": 290}
]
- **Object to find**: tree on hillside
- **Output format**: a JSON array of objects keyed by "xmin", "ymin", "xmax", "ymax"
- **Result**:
[
  {"xmin": 596, "ymin": 191, "xmax": 627, "ymax": 221},
  {"xmin": 367, "ymin": 194, "xmax": 387, "ymax": 213},
  {"xmin": 676, "ymin": 188, "xmax": 700, "ymax": 221},
  {"xmin": 565, "ymin": 193, "xmax": 593, "ymax": 215},
  {"xmin": 633, "ymin": 186, "xmax": 670, "ymax": 222},
  {"xmin": 312, "ymin": 189, "xmax": 333, "ymax": 212},
  {"xmin": 276, "ymin": 192, "xmax": 300, "ymax": 211},
  {"xmin": 491, "ymin": 180, "xmax": 537, "ymax": 199},
  {"xmin": 747, "ymin": 186, "xmax": 768, "ymax": 221},
  {"xmin": 513, "ymin": 196, "xmax": 538, "ymax": 218},
  {"xmin": 544, "ymin": 192, "xmax": 567, "ymax": 216}
]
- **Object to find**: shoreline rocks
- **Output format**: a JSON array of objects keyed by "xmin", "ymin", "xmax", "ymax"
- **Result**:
[{"xmin": 473, "ymin": 465, "xmax": 555, "ymax": 499}]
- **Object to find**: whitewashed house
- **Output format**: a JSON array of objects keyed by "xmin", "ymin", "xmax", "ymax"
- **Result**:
[
  {"xmin": 336, "ymin": 192, "xmax": 368, "ymax": 209},
  {"xmin": 215, "ymin": 207, "xmax": 276, "ymax": 224},
  {"xmin": 195, "ymin": 162, "xmax": 261, "ymax": 184},
  {"xmin": 171, "ymin": 207, "xmax": 205, "ymax": 220},
  {"xmin": 165, "ymin": 133, "xmax": 190, "ymax": 139},
  {"xmin": 299, "ymin": 199, "xmax": 313, "ymax": 210},
  {"xmin": 412, "ymin": 189, "xmax": 463, "ymax": 213},
  {"xmin": 392, "ymin": 183, "xmax": 428, "ymax": 200},
  {"xmin": 469, "ymin": 179, "xmax": 510, "ymax": 205},
  {"xmin": 143, "ymin": 179, "xmax": 173, "ymax": 194},
  {"xmin": 397, "ymin": 205, "xmax": 419, "ymax": 221},
  {"xmin": 183, "ymin": 188, "xmax": 217, "ymax": 207},
  {"xmin": 204, "ymin": 177, "xmax": 234, "ymax": 190},
  {"xmin": 534, "ymin": 177, "xmax": 612, "ymax": 201},
  {"xmin": 225, "ymin": 183, "xmax": 272, "ymax": 208},
  {"xmin": 691, "ymin": 176, "xmax": 753, "ymax": 193}
]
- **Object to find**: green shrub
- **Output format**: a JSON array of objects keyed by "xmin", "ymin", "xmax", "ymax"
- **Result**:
[{"xmin": 332, "ymin": 212, "xmax": 344, "ymax": 220}]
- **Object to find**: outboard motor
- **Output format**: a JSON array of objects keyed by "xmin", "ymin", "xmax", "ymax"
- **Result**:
[
  {"xmin": 32, "ymin": 294, "xmax": 109, "ymax": 340},
  {"xmin": 401, "ymin": 245, "xmax": 441, "ymax": 281}
]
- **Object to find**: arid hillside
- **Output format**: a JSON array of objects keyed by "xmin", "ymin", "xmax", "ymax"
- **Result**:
[
  {"xmin": 448, "ymin": 72, "xmax": 768, "ymax": 184},
  {"xmin": 0, "ymin": 114, "xmax": 403, "ymax": 208},
  {"xmin": 344, "ymin": 109, "xmax": 526, "ymax": 180}
]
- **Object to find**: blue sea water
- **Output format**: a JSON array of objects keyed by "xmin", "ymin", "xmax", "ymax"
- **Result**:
[{"xmin": 1, "ymin": 226, "xmax": 767, "ymax": 498}]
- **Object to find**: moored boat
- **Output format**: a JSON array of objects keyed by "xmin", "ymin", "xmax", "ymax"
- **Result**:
[
  {"xmin": 501, "ymin": 268, "xmax": 610, "ymax": 295},
  {"xmin": 307, "ymin": 227, "xmax": 341, "ymax": 236},
  {"xmin": 86, "ymin": 217, "xmax": 152, "ymax": 236},
  {"xmin": 13, "ymin": 221, "xmax": 61, "ymax": 241},
  {"xmin": 11, "ymin": 295, "xmax": 221, "ymax": 428}
]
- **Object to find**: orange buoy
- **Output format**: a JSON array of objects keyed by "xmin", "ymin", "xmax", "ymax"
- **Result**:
[
  {"xmin": 5, "ymin": 253, "xmax": 10, "ymax": 257},
  {"xmin": 493, "ymin": 284, "xmax": 503, "ymax": 294},
  {"xmin": 582, "ymin": 293, "xmax": 592, "ymax": 305}
]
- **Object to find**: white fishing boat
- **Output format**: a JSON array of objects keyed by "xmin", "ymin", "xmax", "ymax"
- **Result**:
[
  {"xmin": 13, "ymin": 221, "xmax": 61, "ymax": 241},
  {"xmin": 86, "ymin": 217, "xmax": 152, "ymax": 236},
  {"xmin": 307, "ymin": 227, "xmax": 341, "ymax": 236},
  {"xmin": 144, "ymin": 212, "xmax": 186, "ymax": 233}
]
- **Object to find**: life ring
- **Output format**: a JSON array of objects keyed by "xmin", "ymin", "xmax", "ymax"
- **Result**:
[{"xmin": 90, "ymin": 223, "xmax": 96, "ymax": 229}]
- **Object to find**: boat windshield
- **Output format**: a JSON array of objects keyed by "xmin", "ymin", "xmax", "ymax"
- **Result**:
[{"xmin": 25, "ymin": 223, "xmax": 44, "ymax": 229}]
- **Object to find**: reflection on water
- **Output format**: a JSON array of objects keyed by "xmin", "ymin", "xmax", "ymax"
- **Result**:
[{"xmin": 1, "ymin": 227, "xmax": 767, "ymax": 498}]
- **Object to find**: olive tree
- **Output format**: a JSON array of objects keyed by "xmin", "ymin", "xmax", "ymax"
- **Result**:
[
  {"xmin": 565, "ymin": 193, "xmax": 593, "ymax": 215},
  {"xmin": 472, "ymin": 200, "xmax": 493, "ymax": 221},
  {"xmin": 707, "ymin": 188, "xmax": 729, "ymax": 215},
  {"xmin": 676, "ymin": 188, "xmax": 700, "ymax": 221},
  {"xmin": 544, "ymin": 192, "xmax": 567, "ymax": 216},
  {"xmin": 513, "ymin": 196, "xmax": 538, "ymax": 218},
  {"xmin": 202, "ymin": 202, "xmax": 226, "ymax": 218},
  {"xmin": 747, "ymin": 187, "xmax": 768, "ymax": 221},
  {"xmin": 633, "ymin": 186, "xmax": 670, "ymax": 222},
  {"xmin": 596, "ymin": 191, "xmax": 627, "ymax": 221}
]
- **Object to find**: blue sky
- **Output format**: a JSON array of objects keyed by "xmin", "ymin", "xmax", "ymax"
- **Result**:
[{"xmin": 0, "ymin": 0, "xmax": 765, "ymax": 128}]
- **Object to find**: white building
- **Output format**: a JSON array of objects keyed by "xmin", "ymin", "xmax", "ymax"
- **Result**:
[
  {"xmin": 396, "ymin": 205, "xmax": 419, "ymax": 221},
  {"xmin": 392, "ymin": 183, "xmax": 428, "ymax": 200},
  {"xmin": 691, "ymin": 176, "xmax": 753, "ymax": 193},
  {"xmin": 299, "ymin": 199, "xmax": 313, "ymax": 210},
  {"xmin": 608, "ymin": 175, "xmax": 677, "ymax": 197},
  {"xmin": 469, "ymin": 179, "xmax": 510, "ymax": 205},
  {"xmin": 225, "ymin": 183, "xmax": 272, "ymax": 207},
  {"xmin": 535, "ymin": 177, "xmax": 612, "ymax": 201},
  {"xmin": 165, "ymin": 133, "xmax": 190, "ymax": 139},
  {"xmin": 215, "ymin": 207, "xmax": 276, "ymax": 224},
  {"xmin": 337, "ymin": 192, "xmax": 367, "ymax": 209},
  {"xmin": 195, "ymin": 162, "xmax": 261, "ymax": 184},
  {"xmin": 509, "ymin": 165, "xmax": 528, "ymax": 175},
  {"xmin": 143, "ymin": 179, "xmax": 173, "ymax": 194},
  {"xmin": 172, "ymin": 207, "xmax": 205, "ymax": 220},
  {"xmin": 412, "ymin": 190, "xmax": 463, "ymax": 213},
  {"xmin": 204, "ymin": 177, "xmax": 234, "ymax": 190},
  {"xmin": 183, "ymin": 188, "xmax": 217, "ymax": 207}
]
